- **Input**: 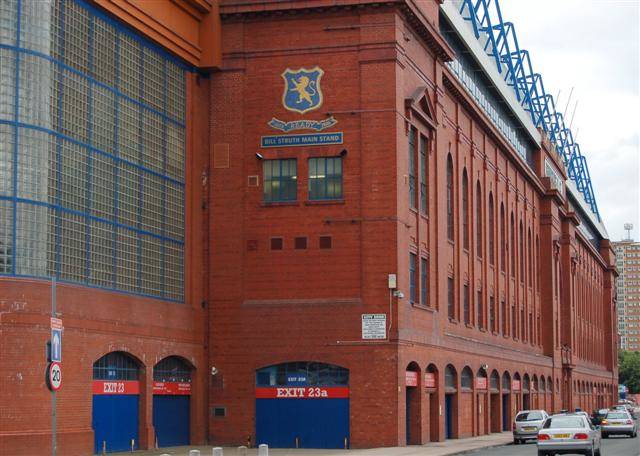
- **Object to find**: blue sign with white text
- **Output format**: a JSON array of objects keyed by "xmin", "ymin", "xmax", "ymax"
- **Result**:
[
  {"xmin": 261, "ymin": 132, "xmax": 343, "ymax": 148},
  {"xmin": 51, "ymin": 328, "xmax": 62, "ymax": 362}
]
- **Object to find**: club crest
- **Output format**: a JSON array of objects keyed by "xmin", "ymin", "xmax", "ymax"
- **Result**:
[{"xmin": 281, "ymin": 67, "xmax": 324, "ymax": 114}]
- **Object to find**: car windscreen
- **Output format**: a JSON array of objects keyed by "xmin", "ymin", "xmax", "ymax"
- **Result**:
[
  {"xmin": 606, "ymin": 412, "xmax": 628, "ymax": 420},
  {"xmin": 543, "ymin": 417, "xmax": 585, "ymax": 429},
  {"xmin": 516, "ymin": 412, "xmax": 544, "ymax": 421}
]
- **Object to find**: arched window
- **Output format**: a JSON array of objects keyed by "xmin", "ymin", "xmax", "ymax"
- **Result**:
[
  {"xmin": 490, "ymin": 370, "xmax": 500, "ymax": 391},
  {"xmin": 93, "ymin": 351, "xmax": 139, "ymax": 380},
  {"xmin": 256, "ymin": 362, "xmax": 349, "ymax": 387},
  {"xmin": 462, "ymin": 169, "xmax": 469, "ymax": 249},
  {"xmin": 476, "ymin": 181, "xmax": 482, "ymax": 257},
  {"xmin": 528, "ymin": 228, "xmax": 533, "ymax": 286},
  {"xmin": 540, "ymin": 376, "xmax": 546, "ymax": 393},
  {"xmin": 510, "ymin": 212, "xmax": 515, "ymax": 277},
  {"xmin": 445, "ymin": 365, "xmax": 457, "ymax": 390},
  {"xmin": 447, "ymin": 155, "xmax": 454, "ymax": 241},
  {"xmin": 502, "ymin": 372, "xmax": 511, "ymax": 391},
  {"xmin": 519, "ymin": 221, "xmax": 524, "ymax": 283},
  {"xmin": 500, "ymin": 204, "xmax": 506, "ymax": 272},
  {"xmin": 154, "ymin": 356, "xmax": 192, "ymax": 382},
  {"xmin": 461, "ymin": 367, "xmax": 473, "ymax": 390},
  {"xmin": 488, "ymin": 193, "xmax": 495, "ymax": 265}
]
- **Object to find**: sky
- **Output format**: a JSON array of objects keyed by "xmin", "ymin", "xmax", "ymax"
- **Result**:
[{"xmin": 496, "ymin": 0, "xmax": 640, "ymax": 242}]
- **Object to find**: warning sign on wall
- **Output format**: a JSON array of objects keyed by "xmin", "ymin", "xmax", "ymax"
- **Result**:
[{"xmin": 361, "ymin": 314, "xmax": 386, "ymax": 340}]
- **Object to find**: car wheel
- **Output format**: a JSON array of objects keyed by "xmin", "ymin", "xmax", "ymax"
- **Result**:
[
  {"xmin": 601, "ymin": 432, "xmax": 608, "ymax": 439},
  {"xmin": 537, "ymin": 451, "xmax": 546, "ymax": 456},
  {"xmin": 513, "ymin": 438, "xmax": 519, "ymax": 445}
]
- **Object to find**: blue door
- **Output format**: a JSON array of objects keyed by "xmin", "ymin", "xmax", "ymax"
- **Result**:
[
  {"xmin": 256, "ymin": 398, "xmax": 349, "ymax": 448},
  {"xmin": 92, "ymin": 395, "xmax": 139, "ymax": 453},
  {"xmin": 502, "ymin": 394, "xmax": 509, "ymax": 431},
  {"xmin": 153, "ymin": 395, "xmax": 190, "ymax": 447},
  {"xmin": 445, "ymin": 394, "xmax": 453, "ymax": 439}
]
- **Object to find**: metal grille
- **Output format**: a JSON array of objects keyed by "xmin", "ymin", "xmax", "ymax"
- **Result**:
[
  {"xmin": 153, "ymin": 356, "xmax": 192, "ymax": 383},
  {"xmin": 93, "ymin": 351, "xmax": 139, "ymax": 380},
  {"xmin": 0, "ymin": 0, "xmax": 186, "ymax": 301}
]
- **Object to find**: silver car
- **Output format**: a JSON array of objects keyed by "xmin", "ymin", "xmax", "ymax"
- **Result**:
[
  {"xmin": 537, "ymin": 414, "xmax": 601, "ymax": 456},
  {"xmin": 601, "ymin": 410, "xmax": 638, "ymax": 438},
  {"xmin": 513, "ymin": 410, "xmax": 549, "ymax": 444}
]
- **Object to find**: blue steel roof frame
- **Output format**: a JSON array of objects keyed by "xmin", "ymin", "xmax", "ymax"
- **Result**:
[{"xmin": 456, "ymin": 0, "xmax": 600, "ymax": 219}]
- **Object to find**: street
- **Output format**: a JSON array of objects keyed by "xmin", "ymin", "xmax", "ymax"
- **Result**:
[{"xmin": 468, "ymin": 434, "xmax": 640, "ymax": 456}]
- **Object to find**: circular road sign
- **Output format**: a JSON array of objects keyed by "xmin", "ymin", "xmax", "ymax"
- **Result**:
[{"xmin": 47, "ymin": 362, "xmax": 62, "ymax": 391}]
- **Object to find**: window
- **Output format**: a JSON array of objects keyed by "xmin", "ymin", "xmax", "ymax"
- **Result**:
[
  {"xmin": 294, "ymin": 237, "xmax": 307, "ymax": 250},
  {"xmin": 264, "ymin": 159, "xmax": 297, "ymax": 202},
  {"xmin": 528, "ymin": 229, "xmax": 533, "ymax": 286},
  {"xmin": 462, "ymin": 170, "xmax": 469, "ymax": 249},
  {"xmin": 447, "ymin": 155, "xmax": 454, "ymax": 240},
  {"xmin": 410, "ymin": 253, "xmax": 417, "ymax": 303},
  {"xmin": 510, "ymin": 212, "xmax": 516, "ymax": 277},
  {"xmin": 521, "ymin": 308, "xmax": 525, "ymax": 341},
  {"xmin": 309, "ymin": 157, "xmax": 342, "ymax": 200},
  {"xmin": 490, "ymin": 295, "xmax": 495, "ymax": 332},
  {"xmin": 409, "ymin": 128, "xmax": 416, "ymax": 209},
  {"xmin": 270, "ymin": 238, "xmax": 283, "ymax": 250},
  {"xmin": 319, "ymin": 236, "xmax": 332, "ymax": 249},
  {"xmin": 489, "ymin": 193, "xmax": 495, "ymax": 265},
  {"xmin": 501, "ymin": 299, "xmax": 507, "ymax": 335},
  {"xmin": 461, "ymin": 367, "xmax": 473, "ymax": 390},
  {"xmin": 500, "ymin": 204, "xmax": 506, "ymax": 272},
  {"xmin": 420, "ymin": 135, "xmax": 428, "ymax": 214},
  {"xmin": 421, "ymin": 257, "xmax": 428, "ymax": 306},
  {"xmin": 519, "ymin": 221, "xmax": 524, "ymax": 283},
  {"xmin": 477, "ymin": 289, "xmax": 483, "ymax": 330},
  {"xmin": 448, "ymin": 276, "xmax": 455, "ymax": 319},
  {"xmin": 511, "ymin": 303, "xmax": 516, "ymax": 338},
  {"xmin": 463, "ymin": 284, "xmax": 470, "ymax": 325},
  {"xmin": 476, "ymin": 181, "xmax": 482, "ymax": 257}
]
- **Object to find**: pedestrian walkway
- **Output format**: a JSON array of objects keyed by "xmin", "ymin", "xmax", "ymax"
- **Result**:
[{"xmin": 111, "ymin": 432, "xmax": 513, "ymax": 456}]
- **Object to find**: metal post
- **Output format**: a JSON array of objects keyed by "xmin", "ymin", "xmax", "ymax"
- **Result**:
[{"xmin": 52, "ymin": 276, "xmax": 56, "ymax": 456}]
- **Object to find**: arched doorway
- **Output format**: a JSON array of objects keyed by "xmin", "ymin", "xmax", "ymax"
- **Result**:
[
  {"xmin": 532, "ymin": 375, "xmax": 539, "ymax": 409},
  {"xmin": 444, "ymin": 365, "xmax": 457, "ymax": 439},
  {"xmin": 489, "ymin": 370, "xmax": 501, "ymax": 433},
  {"xmin": 460, "ymin": 367, "xmax": 473, "ymax": 438},
  {"xmin": 405, "ymin": 362, "xmax": 421, "ymax": 445},
  {"xmin": 425, "ymin": 364, "xmax": 439, "ymax": 442},
  {"xmin": 152, "ymin": 356, "xmax": 193, "ymax": 447},
  {"xmin": 92, "ymin": 351, "xmax": 141, "ymax": 453},
  {"xmin": 513, "ymin": 373, "xmax": 522, "ymax": 412},
  {"xmin": 255, "ymin": 361, "xmax": 349, "ymax": 449},
  {"xmin": 540, "ymin": 376, "xmax": 546, "ymax": 411},
  {"xmin": 522, "ymin": 374, "xmax": 531, "ymax": 410},
  {"xmin": 501, "ymin": 372, "xmax": 511, "ymax": 431},
  {"xmin": 475, "ymin": 368, "xmax": 488, "ymax": 435}
]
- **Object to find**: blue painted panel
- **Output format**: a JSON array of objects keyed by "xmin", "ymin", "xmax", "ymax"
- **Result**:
[
  {"xmin": 92, "ymin": 395, "xmax": 139, "ymax": 453},
  {"xmin": 445, "ymin": 394, "xmax": 453, "ymax": 439},
  {"xmin": 153, "ymin": 395, "xmax": 190, "ymax": 447},
  {"xmin": 502, "ymin": 394, "xmax": 509, "ymax": 431},
  {"xmin": 256, "ymin": 398, "xmax": 349, "ymax": 449}
]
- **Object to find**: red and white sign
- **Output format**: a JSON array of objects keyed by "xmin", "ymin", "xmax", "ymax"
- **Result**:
[
  {"xmin": 50, "ymin": 318, "xmax": 63, "ymax": 330},
  {"xmin": 255, "ymin": 387, "xmax": 349, "ymax": 399},
  {"xmin": 153, "ymin": 381, "xmax": 192, "ymax": 395},
  {"xmin": 475, "ymin": 377, "xmax": 488, "ymax": 390},
  {"xmin": 424, "ymin": 373, "xmax": 436, "ymax": 389},
  {"xmin": 92, "ymin": 380, "xmax": 140, "ymax": 395},
  {"xmin": 47, "ymin": 362, "xmax": 62, "ymax": 391},
  {"xmin": 405, "ymin": 371, "xmax": 418, "ymax": 387},
  {"xmin": 512, "ymin": 380, "xmax": 521, "ymax": 392}
]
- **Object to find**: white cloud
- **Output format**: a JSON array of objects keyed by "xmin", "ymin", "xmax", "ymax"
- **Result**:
[{"xmin": 497, "ymin": 0, "xmax": 640, "ymax": 240}]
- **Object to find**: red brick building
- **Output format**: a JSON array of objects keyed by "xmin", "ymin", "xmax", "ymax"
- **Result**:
[
  {"xmin": 0, "ymin": 0, "xmax": 618, "ymax": 454},
  {"xmin": 209, "ymin": 0, "xmax": 618, "ymax": 448}
]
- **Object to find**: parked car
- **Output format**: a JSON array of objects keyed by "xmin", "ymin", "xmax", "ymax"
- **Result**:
[
  {"xmin": 537, "ymin": 413, "xmax": 601, "ymax": 456},
  {"xmin": 513, "ymin": 410, "xmax": 549, "ymax": 444},
  {"xmin": 591, "ymin": 409, "xmax": 608, "ymax": 426},
  {"xmin": 601, "ymin": 409, "xmax": 638, "ymax": 438}
]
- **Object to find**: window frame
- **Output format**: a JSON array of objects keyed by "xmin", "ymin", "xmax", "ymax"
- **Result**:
[
  {"xmin": 421, "ymin": 256, "xmax": 428, "ymax": 306},
  {"xmin": 308, "ymin": 156, "xmax": 343, "ymax": 201},
  {"xmin": 409, "ymin": 252, "xmax": 417, "ymax": 303},
  {"xmin": 409, "ymin": 128, "xmax": 417, "ymax": 209},
  {"xmin": 447, "ymin": 155, "xmax": 454, "ymax": 241},
  {"xmin": 263, "ymin": 158, "xmax": 298, "ymax": 203},
  {"xmin": 419, "ymin": 134, "xmax": 428, "ymax": 215}
]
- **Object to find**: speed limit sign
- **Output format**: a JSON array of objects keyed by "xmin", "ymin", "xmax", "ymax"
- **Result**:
[{"xmin": 47, "ymin": 362, "xmax": 62, "ymax": 391}]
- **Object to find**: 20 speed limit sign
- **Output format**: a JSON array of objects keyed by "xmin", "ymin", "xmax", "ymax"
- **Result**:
[{"xmin": 47, "ymin": 362, "xmax": 62, "ymax": 391}]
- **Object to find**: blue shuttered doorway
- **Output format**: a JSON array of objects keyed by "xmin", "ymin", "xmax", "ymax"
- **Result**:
[
  {"xmin": 92, "ymin": 395, "xmax": 139, "ymax": 453},
  {"xmin": 153, "ymin": 395, "xmax": 190, "ymax": 447},
  {"xmin": 256, "ymin": 398, "xmax": 349, "ymax": 449}
]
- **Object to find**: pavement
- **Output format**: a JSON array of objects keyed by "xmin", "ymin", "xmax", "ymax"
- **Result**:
[{"xmin": 111, "ymin": 432, "xmax": 514, "ymax": 456}]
